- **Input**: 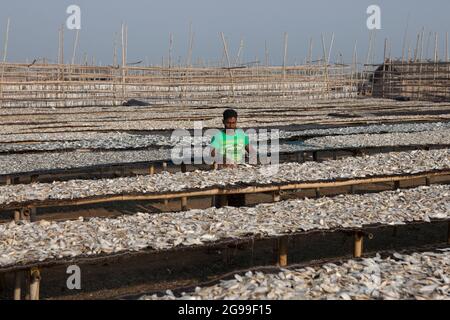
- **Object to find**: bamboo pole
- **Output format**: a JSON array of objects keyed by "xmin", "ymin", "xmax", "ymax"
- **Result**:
[
  {"xmin": 234, "ymin": 37, "xmax": 244, "ymax": 66},
  {"xmin": 113, "ymin": 32, "xmax": 118, "ymax": 67},
  {"xmin": 59, "ymin": 24, "xmax": 64, "ymax": 69},
  {"xmin": 121, "ymin": 23, "xmax": 126, "ymax": 100},
  {"xmin": 187, "ymin": 22, "xmax": 194, "ymax": 67},
  {"xmin": 283, "ymin": 32, "xmax": 288, "ymax": 79},
  {"xmin": 434, "ymin": 33, "xmax": 439, "ymax": 82},
  {"xmin": 426, "ymin": 31, "xmax": 432, "ymax": 60},
  {"xmin": 321, "ymin": 34, "xmax": 329, "ymax": 93},
  {"xmin": 29, "ymin": 268, "xmax": 41, "ymax": 300},
  {"xmin": 434, "ymin": 33, "xmax": 438, "ymax": 63},
  {"xmin": 446, "ymin": 32, "xmax": 449, "ymax": 62},
  {"xmin": 71, "ymin": 29, "xmax": 80, "ymax": 65},
  {"xmin": 0, "ymin": 18, "xmax": 10, "ymax": 108},
  {"xmin": 420, "ymin": 28, "xmax": 425, "ymax": 61},
  {"xmin": 125, "ymin": 24, "xmax": 128, "ymax": 67},
  {"xmin": 401, "ymin": 14, "xmax": 410, "ymax": 64},
  {"xmin": 327, "ymin": 33, "xmax": 335, "ymax": 65},
  {"xmin": 447, "ymin": 32, "xmax": 449, "ymax": 100},
  {"xmin": 382, "ymin": 38, "xmax": 387, "ymax": 97},
  {"xmin": 418, "ymin": 29, "xmax": 425, "ymax": 99},
  {"xmin": 2, "ymin": 18, "xmax": 9, "ymax": 63},
  {"xmin": 121, "ymin": 23, "xmax": 125, "ymax": 77},
  {"xmin": 366, "ymin": 30, "xmax": 373, "ymax": 66},
  {"xmin": 308, "ymin": 37, "xmax": 313, "ymax": 66},
  {"xmin": 264, "ymin": 40, "xmax": 269, "ymax": 67},
  {"xmin": 351, "ymin": 41, "xmax": 357, "ymax": 90},
  {"xmin": 220, "ymin": 32, "xmax": 234, "ymax": 96},
  {"xmin": 168, "ymin": 32, "xmax": 173, "ymax": 70},
  {"xmin": 413, "ymin": 33, "xmax": 420, "ymax": 62}
]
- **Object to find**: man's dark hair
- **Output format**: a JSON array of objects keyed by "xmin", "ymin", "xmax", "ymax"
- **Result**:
[{"xmin": 223, "ymin": 108, "xmax": 238, "ymax": 120}]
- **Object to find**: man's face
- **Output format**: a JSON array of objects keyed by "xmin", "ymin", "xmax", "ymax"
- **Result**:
[{"xmin": 223, "ymin": 117, "xmax": 237, "ymax": 130}]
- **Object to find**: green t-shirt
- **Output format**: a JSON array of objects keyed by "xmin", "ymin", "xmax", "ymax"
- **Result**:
[{"xmin": 210, "ymin": 129, "xmax": 250, "ymax": 163}]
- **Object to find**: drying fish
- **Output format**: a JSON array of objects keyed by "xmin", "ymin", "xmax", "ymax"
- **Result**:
[
  {"xmin": 0, "ymin": 184, "xmax": 449, "ymax": 268},
  {"xmin": 0, "ymin": 149, "xmax": 449, "ymax": 206},
  {"xmin": 141, "ymin": 249, "xmax": 450, "ymax": 300}
]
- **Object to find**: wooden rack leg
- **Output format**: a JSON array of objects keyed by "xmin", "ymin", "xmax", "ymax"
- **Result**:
[
  {"xmin": 313, "ymin": 151, "xmax": 318, "ymax": 162},
  {"xmin": 272, "ymin": 190, "xmax": 281, "ymax": 202},
  {"xmin": 14, "ymin": 210, "xmax": 21, "ymax": 222},
  {"xmin": 162, "ymin": 162, "xmax": 168, "ymax": 171},
  {"xmin": 315, "ymin": 188, "xmax": 321, "ymax": 198},
  {"xmin": 277, "ymin": 237, "xmax": 288, "ymax": 267},
  {"xmin": 149, "ymin": 165, "xmax": 155, "ymax": 175},
  {"xmin": 447, "ymin": 222, "xmax": 450, "ymax": 245},
  {"xmin": 163, "ymin": 199, "xmax": 169, "ymax": 208},
  {"xmin": 181, "ymin": 197, "xmax": 188, "ymax": 211},
  {"xmin": 394, "ymin": 181, "xmax": 400, "ymax": 190},
  {"xmin": 22, "ymin": 208, "xmax": 32, "ymax": 222},
  {"xmin": 14, "ymin": 272, "xmax": 22, "ymax": 300},
  {"xmin": 425, "ymin": 176, "xmax": 431, "ymax": 186},
  {"xmin": 215, "ymin": 195, "xmax": 228, "ymax": 208},
  {"xmin": 222, "ymin": 247, "xmax": 230, "ymax": 264},
  {"xmin": 181, "ymin": 163, "xmax": 187, "ymax": 173},
  {"xmin": 30, "ymin": 207, "xmax": 37, "ymax": 222},
  {"xmin": 29, "ymin": 268, "xmax": 41, "ymax": 301},
  {"xmin": 0, "ymin": 273, "xmax": 5, "ymax": 299},
  {"xmin": 354, "ymin": 232, "xmax": 364, "ymax": 258},
  {"xmin": 5, "ymin": 176, "xmax": 12, "ymax": 185},
  {"xmin": 24, "ymin": 272, "xmax": 30, "ymax": 300}
]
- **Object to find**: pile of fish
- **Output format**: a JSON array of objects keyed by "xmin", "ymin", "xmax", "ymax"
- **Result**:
[
  {"xmin": 0, "ymin": 184, "xmax": 449, "ymax": 268},
  {"xmin": 2, "ymin": 121, "xmax": 450, "ymax": 151},
  {"xmin": 284, "ymin": 121, "xmax": 450, "ymax": 139},
  {"xmin": 141, "ymin": 249, "xmax": 450, "ymax": 300},
  {"xmin": 0, "ymin": 149, "xmax": 172, "ymax": 176},
  {"xmin": 3, "ymin": 102, "xmax": 450, "ymax": 134},
  {"xmin": 305, "ymin": 129, "xmax": 450, "ymax": 149},
  {"xmin": 0, "ymin": 149, "xmax": 449, "ymax": 206},
  {"xmin": 0, "ymin": 134, "xmax": 177, "ymax": 152},
  {"xmin": 0, "ymin": 143, "xmax": 312, "ymax": 176}
]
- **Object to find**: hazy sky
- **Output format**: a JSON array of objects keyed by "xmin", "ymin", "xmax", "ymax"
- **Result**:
[{"xmin": 1, "ymin": 0, "xmax": 449, "ymax": 66}]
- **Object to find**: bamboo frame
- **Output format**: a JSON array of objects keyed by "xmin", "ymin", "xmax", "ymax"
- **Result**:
[{"xmin": 0, "ymin": 59, "xmax": 358, "ymax": 108}]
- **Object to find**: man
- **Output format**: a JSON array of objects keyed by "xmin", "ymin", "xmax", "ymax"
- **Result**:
[
  {"xmin": 210, "ymin": 108, "xmax": 253, "ymax": 207},
  {"xmin": 210, "ymin": 108, "xmax": 252, "ymax": 168}
]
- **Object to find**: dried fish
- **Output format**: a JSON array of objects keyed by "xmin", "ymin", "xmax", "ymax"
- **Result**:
[
  {"xmin": 141, "ymin": 250, "xmax": 450, "ymax": 300},
  {"xmin": 0, "ymin": 184, "xmax": 449, "ymax": 268},
  {"xmin": 0, "ymin": 148, "xmax": 449, "ymax": 205}
]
